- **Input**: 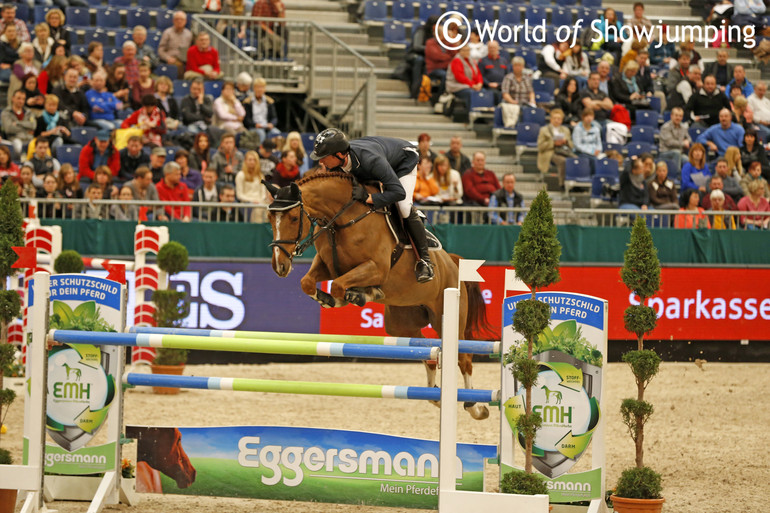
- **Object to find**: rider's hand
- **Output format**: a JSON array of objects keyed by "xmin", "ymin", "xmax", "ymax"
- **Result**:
[{"xmin": 352, "ymin": 185, "xmax": 369, "ymax": 204}]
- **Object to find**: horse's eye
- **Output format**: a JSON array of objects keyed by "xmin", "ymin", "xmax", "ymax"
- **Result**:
[{"xmin": 290, "ymin": 216, "xmax": 299, "ymax": 222}]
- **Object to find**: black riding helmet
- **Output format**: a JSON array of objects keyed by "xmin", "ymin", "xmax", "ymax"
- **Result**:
[{"xmin": 309, "ymin": 128, "xmax": 350, "ymax": 160}]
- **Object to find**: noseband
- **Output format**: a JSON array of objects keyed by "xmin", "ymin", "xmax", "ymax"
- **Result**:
[{"xmin": 268, "ymin": 199, "xmax": 314, "ymax": 259}]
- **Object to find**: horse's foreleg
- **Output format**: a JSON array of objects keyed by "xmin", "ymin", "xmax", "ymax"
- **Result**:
[
  {"xmin": 301, "ymin": 255, "xmax": 349, "ymax": 308},
  {"xmin": 459, "ymin": 354, "xmax": 489, "ymax": 420},
  {"xmin": 329, "ymin": 260, "xmax": 386, "ymax": 307}
]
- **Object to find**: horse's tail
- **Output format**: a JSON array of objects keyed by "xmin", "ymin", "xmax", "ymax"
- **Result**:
[{"xmin": 449, "ymin": 253, "xmax": 498, "ymax": 341}]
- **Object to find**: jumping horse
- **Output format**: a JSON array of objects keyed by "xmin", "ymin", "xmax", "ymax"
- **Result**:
[{"xmin": 263, "ymin": 171, "xmax": 491, "ymax": 420}]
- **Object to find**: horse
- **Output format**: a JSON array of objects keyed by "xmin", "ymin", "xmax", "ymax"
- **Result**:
[
  {"xmin": 131, "ymin": 427, "xmax": 196, "ymax": 493},
  {"xmin": 263, "ymin": 171, "xmax": 492, "ymax": 420},
  {"xmin": 62, "ymin": 363, "xmax": 81, "ymax": 381},
  {"xmin": 541, "ymin": 385, "xmax": 562, "ymax": 404}
]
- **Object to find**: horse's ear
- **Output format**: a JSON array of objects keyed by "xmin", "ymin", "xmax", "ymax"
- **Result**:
[
  {"xmin": 289, "ymin": 182, "xmax": 300, "ymax": 198},
  {"xmin": 262, "ymin": 179, "xmax": 279, "ymax": 197}
]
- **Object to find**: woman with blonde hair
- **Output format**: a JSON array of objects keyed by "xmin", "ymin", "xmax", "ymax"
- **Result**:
[
  {"xmin": 45, "ymin": 9, "xmax": 72, "ymax": 51},
  {"xmin": 213, "ymin": 80, "xmax": 246, "ymax": 133},
  {"xmin": 9, "ymin": 42, "xmax": 41, "ymax": 102},
  {"xmin": 724, "ymin": 146, "xmax": 743, "ymax": 176},
  {"xmin": 433, "ymin": 154, "xmax": 463, "ymax": 205},
  {"xmin": 32, "ymin": 24, "xmax": 54, "ymax": 66},
  {"xmin": 154, "ymin": 75, "xmax": 179, "ymax": 128},
  {"xmin": 235, "ymin": 150, "xmax": 269, "ymax": 222},
  {"xmin": 282, "ymin": 131, "xmax": 309, "ymax": 174}
]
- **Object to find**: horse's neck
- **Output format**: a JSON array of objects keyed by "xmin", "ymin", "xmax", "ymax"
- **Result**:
[{"xmin": 302, "ymin": 181, "xmax": 354, "ymax": 221}]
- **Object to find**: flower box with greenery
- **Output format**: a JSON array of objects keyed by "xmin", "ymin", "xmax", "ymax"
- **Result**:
[
  {"xmin": 501, "ymin": 190, "xmax": 561, "ymax": 500},
  {"xmin": 150, "ymin": 241, "xmax": 191, "ymax": 395},
  {"xmin": 611, "ymin": 218, "xmax": 665, "ymax": 513}
]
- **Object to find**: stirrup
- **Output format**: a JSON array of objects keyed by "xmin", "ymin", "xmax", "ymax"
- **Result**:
[{"xmin": 415, "ymin": 259, "xmax": 434, "ymax": 283}]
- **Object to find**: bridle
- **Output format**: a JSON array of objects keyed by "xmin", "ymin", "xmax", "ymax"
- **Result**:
[{"xmin": 268, "ymin": 185, "xmax": 385, "ymax": 277}]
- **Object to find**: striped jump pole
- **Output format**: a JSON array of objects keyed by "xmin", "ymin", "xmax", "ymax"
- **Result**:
[
  {"xmin": 49, "ymin": 330, "xmax": 440, "ymax": 362},
  {"xmin": 124, "ymin": 373, "xmax": 500, "ymax": 403},
  {"xmin": 129, "ymin": 326, "xmax": 501, "ymax": 355}
]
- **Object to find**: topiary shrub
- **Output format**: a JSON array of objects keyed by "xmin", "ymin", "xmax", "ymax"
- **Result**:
[
  {"xmin": 614, "ymin": 467, "xmax": 662, "ymax": 500},
  {"xmin": 500, "ymin": 469, "xmax": 548, "ymax": 496},
  {"xmin": 156, "ymin": 242, "xmax": 189, "ymax": 276},
  {"xmin": 54, "ymin": 250, "xmax": 84, "ymax": 274}
]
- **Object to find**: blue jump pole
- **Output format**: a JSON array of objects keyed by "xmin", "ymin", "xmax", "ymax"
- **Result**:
[{"xmin": 124, "ymin": 373, "xmax": 500, "ymax": 403}]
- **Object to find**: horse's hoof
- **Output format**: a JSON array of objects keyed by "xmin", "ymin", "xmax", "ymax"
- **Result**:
[
  {"xmin": 464, "ymin": 402, "xmax": 490, "ymax": 420},
  {"xmin": 315, "ymin": 289, "xmax": 337, "ymax": 308},
  {"xmin": 344, "ymin": 288, "xmax": 366, "ymax": 307}
]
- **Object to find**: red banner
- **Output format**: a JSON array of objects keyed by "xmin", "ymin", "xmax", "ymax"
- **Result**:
[{"xmin": 320, "ymin": 266, "xmax": 770, "ymax": 341}]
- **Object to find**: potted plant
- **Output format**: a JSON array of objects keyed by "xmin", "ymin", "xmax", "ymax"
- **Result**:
[
  {"xmin": 0, "ymin": 343, "xmax": 18, "ymax": 512},
  {"xmin": 150, "ymin": 242, "xmax": 190, "ymax": 394},
  {"xmin": 53, "ymin": 250, "xmax": 84, "ymax": 274},
  {"xmin": 0, "ymin": 179, "xmax": 24, "ymax": 354},
  {"xmin": 502, "ymin": 190, "xmax": 561, "ymax": 499},
  {"xmin": 611, "ymin": 218, "xmax": 664, "ymax": 513}
]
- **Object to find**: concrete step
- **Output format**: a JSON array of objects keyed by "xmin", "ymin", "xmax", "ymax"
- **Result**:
[
  {"xmin": 286, "ymin": 10, "xmax": 349, "ymax": 23},
  {"xmin": 294, "ymin": 53, "xmax": 390, "ymax": 67},
  {"xmin": 312, "ymin": 76, "xmax": 405, "ymax": 91},
  {"xmin": 292, "ymin": 32, "xmax": 372, "ymax": 46},
  {"xmin": 376, "ymin": 119, "xmax": 471, "ymax": 131},
  {"xmin": 376, "ymin": 127, "xmax": 480, "ymax": 140},
  {"xmin": 376, "ymin": 112, "xmax": 447, "ymax": 123},
  {"xmin": 376, "ymin": 104, "xmax": 435, "ymax": 114}
]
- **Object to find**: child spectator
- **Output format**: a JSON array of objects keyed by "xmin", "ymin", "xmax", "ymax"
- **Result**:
[
  {"xmin": 120, "ymin": 94, "xmax": 166, "ymax": 147},
  {"xmin": 84, "ymin": 184, "xmax": 107, "ymax": 219},
  {"xmin": 0, "ymin": 145, "xmax": 20, "ymax": 181},
  {"xmin": 235, "ymin": 150, "xmax": 269, "ymax": 222},
  {"xmin": 37, "ymin": 173, "xmax": 62, "ymax": 218},
  {"xmin": 111, "ymin": 185, "xmax": 139, "ymax": 221},
  {"xmin": 189, "ymin": 132, "xmax": 212, "ymax": 172}
]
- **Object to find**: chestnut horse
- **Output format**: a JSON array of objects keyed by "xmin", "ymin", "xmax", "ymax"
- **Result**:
[{"xmin": 264, "ymin": 172, "xmax": 490, "ymax": 420}]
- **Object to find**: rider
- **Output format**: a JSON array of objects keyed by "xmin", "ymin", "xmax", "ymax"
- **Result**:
[{"xmin": 309, "ymin": 128, "xmax": 434, "ymax": 283}]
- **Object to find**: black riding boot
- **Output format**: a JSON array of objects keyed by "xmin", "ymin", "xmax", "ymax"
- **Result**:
[{"xmin": 405, "ymin": 211, "xmax": 434, "ymax": 283}]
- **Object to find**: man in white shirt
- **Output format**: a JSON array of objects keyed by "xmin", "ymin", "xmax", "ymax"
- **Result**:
[{"xmin": 747, "ymin": 80, "xmax": 770, "ymax": 139}]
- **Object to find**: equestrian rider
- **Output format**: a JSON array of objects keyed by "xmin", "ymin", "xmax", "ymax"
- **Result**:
[{"xmin": 309, "ymin": 128, "xmax": 435, "ymax": 283}]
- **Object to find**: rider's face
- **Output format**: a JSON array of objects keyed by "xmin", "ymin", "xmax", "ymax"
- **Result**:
[{"xmin": 320, "ymin": 153, "xmax": 344, "ymax": 170}]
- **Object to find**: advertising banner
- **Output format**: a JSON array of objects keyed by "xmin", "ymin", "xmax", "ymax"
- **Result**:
[
  {"xmin": 25, "ymin": 274, "xmax": 125, "ymax": 474},
  {"xmin": 127, "ymin": 425, "xmax": 496, "ymax": 509},
  {"xmin": 499, "ymin": 292, "xmax": 607, "ymax": 504}
]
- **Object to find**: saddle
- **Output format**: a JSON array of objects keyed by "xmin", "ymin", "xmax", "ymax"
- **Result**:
[{"xmin": 384, "ymin": 204, "xmax": 442, "ymax": 251}]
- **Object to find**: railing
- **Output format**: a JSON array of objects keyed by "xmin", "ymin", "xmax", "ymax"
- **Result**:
[
  {"xmin": 20, "ymin": 198, "xmax": 770, "ymax": 230},
  {"xmin": 191, "ymin": 15, "xmax": 376, "ymax": 137}
]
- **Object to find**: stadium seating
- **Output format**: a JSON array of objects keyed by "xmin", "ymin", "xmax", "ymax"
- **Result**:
[{"xmin": 565, "ymin": 157, "xmax": 592, "ymax": 194}]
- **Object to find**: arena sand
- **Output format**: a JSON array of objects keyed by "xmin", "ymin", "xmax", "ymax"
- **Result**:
[{"xmin": 5, "ymin": 361, "xmax": 768, "ymax": 513}]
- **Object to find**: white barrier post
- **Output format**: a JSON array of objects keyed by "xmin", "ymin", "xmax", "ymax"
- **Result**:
[
  {"xmin": 0, "ymin": 272, "xmax": 50, "ymax": 512},
  {"xmin": 438, "ymin": 287, "xmax": 460, "ymax": 502}
]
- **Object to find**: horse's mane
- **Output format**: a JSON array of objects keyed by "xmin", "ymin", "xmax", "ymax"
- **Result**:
[{"xmin": 297, "ymin": 171, "xmax": 354, "ymax": 187}]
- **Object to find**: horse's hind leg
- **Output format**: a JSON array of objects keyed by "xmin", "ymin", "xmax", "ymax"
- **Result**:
[
  {"xmin": 384, "ymin": 305, "xmax": 440, "ymax": 406},
  {"xmin": 458, "ymin": 354, "xmax": 489, "ymax": 420}
]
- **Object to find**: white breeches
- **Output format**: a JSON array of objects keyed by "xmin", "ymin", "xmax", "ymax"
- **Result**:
[{"xmin": 397, "ymin": 166, "xmax": 418, "ymax": 218}]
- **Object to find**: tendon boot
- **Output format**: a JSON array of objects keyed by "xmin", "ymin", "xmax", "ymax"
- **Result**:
[{"xmin": 405, "ymin": 211, "xmax": 434, "ymax": 283}]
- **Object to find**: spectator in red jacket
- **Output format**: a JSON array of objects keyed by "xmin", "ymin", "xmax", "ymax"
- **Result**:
[
  {"xmin": 184, "ymin": 32, "xmax": 223, "ymax": 81},
  {"xmin": 462, "ymin": 151, "xmax": 500, "ymax": 207},
  {"xmin": 425, "ymin": 21, "xmax": 458, "ymax": 93},
  {"xmin": 156, "ymin": 161, "xmax": 191, "ymax": 221},
  {"xmin": 77, "ymin": 130, "xmax": 120, "ymax": 182},
  {"xmin": 445, "ymin": 44, "xmax": 483, "ymax": 112},
  {"xmin": 272, "ymin": 149, "xmax": 299, "ymax": 187}
]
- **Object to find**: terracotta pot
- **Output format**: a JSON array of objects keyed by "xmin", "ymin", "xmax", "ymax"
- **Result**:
[
  {"xmin": 610, "ymin": 495, "xmax": 665, "ymax": 513},
  {"xmin": 0, "ymin": 488, "xmax": 18, "ymax": 513},
  {"xmin": 150, "ymin": 364, "xmax": 185, "ymax": 395}
]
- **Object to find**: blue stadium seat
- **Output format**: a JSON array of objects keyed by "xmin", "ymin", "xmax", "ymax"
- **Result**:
[
  {"xmin": 535, "ymin": 91, "xmax": 554, "ymax": 104},
  {"xmin": 82, "ymin": 28, "xmax": 111, "ymax": 47},
  {"xmin": 689, "ymin": 126, "xmax": 705, "ymax": 141},
  {"xmin": 173, "ymin": 79, "xmax": 191, "ymax": 93},
  {"xmin": 575, "ymin": 8, "xmax": 598, "ymax": 26},
  {"xmin": 115, "ymin": 30, "xmax": 133, "ymax": 48},
  {"xmin": 635, "ymin": 110, "xmax": 658, "ymax": 127},
  {"xmin": 14, "ymin": 4, "xmax": 28, "ymax": 23},
  {"xmin": 591, "ymin": 175, "xmax": 618, "ymax": 204},
  {"xmin": 625, "ymin": 142, "xmax": 655, "ymax": 158},
  {"xmin": 565, "ymin": 157, "xmax": 592, "ymax": 193},
  {"xmin": 531, "ymin": 0, "xmax": 550, "ymax": 6},
  {"xmin": 474, "ymin": 5, "xmax": 494, "ymax": 25},
  {"xmin": 521, "ymin": 106, "xmax": 546, "ymax": 125},
  {"xmin": 165, "ymin": 146, "xmax": 179, "ymax": 162},
  {"xmin": 157, "ymin": 10, "xmax": 174, "ymax": 31},
  {"xmin": 448, "ymin": 2, "xmax": 468, "ymax": 17},
  {"xmin": 419, "ymin": 2, "xmax": 441, "ymax": 22},
  {"xmin": 155, "ymin": 64, "xmax": 179, "ymax": 79},
  {"xmin": 65, "ymin": 7, "xmax": 91, "ymax": 29},
  {"xmin": 70, "ymin": 127, "xmax": 97, "ymax": 146},
  {"xmin": 148, "ymin": 32, "xmax": 162, "ymax": 50},
  {"xmin": 533, "ymin": 78, "xmax": 555, "ymax": 94},
  {"xmin": 649, "ymin": 95, "xmax": 662, "ymax": 113},
  {"xmin": 86, "ymin": 0, "xmax": 104, "ymax": 6},
  {"xmin": 515, "ymin": 122, "xmax": 540, "ymax": 148},
  {"xmin": 112, "ymin": 0, "xmax": 133, "ymax": 6},
  {"xmin": 391, "ymin": 1, "xmax": 414, "ymax": 22},
  {"xmin": 595, "ymin": 158, "xmax": 619, "ymax": 178},
  {"xmin": 57, "ymin": 145, "xmax": 82, "ymax": 169},
  {"xmin": 492, "ymin": 106, "xmax": 516, "ymax": 145},
  {"xmin": 631, "ymin": 126, "xmax": 655, "ymax": 144},
  {"xmin": 127, "ymin": 9, "xmax": 152, "ymax": 29},
  {"xmin": 104, "ymin": 47, "xmax": 121, "ymax": 62},
  {"xmin": 204, "ymin": 80, "xmax": 223, "ymax": 97},
  {"xmin": 582, "ymin": 0, "xmax": 602, "ymax": 8},
  {"xmin": 525, "ymin": 6, "xmax": 546, "ymax": 26},
  {"xmin": 96, "ymin": 8, "xmax": 121, "ymax": 28},
  {"xmin": 554, "ymin": 0, "xmax": 577, "ymax": 7},
  {"xmin": 302, "ymin": 133, "xmax": 316, "ymax": 156},
  {"xmin": 143, "ymin": 0, "xmax": 162, "ymax": 7},
  {"xmin": 383, "ymin": 22, "xmax": 407, "ymax": 46},
  {"xmin": 659, "ymin": 159, "xmax": 680, "ymax": 184},
  {"xmin": 363, "ymin": 0, "xmax": 387, "ymax": 22},
  {"xmin": 70, "ymin": 44, "xmax": 88, "ymax": 57},
  {"xmin": 468, "ymin": 90, "xmax": 496, "ymax": 129},
  {"xmin": 499, "ymin": 5, "xmax": 521, "ymax": 25},
  {"xmin": 551, "ymin": 8, "xmax": 572, "ymax": 27}
]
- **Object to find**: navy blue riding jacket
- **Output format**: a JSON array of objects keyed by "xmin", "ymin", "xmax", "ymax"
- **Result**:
[{"xmin": 346, "ymin": 137, "xmax": 419, "ymax": 209}]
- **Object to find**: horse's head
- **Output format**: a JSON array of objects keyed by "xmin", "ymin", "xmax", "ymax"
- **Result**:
[{"xmin": 264, "ymin": 180, "xmax": 311, "ymax": 277}]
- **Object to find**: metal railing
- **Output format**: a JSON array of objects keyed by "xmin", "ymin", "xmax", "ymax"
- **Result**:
[
  {"xmin": 191, "ymin": 15, "xmax": 376, "ymax": 137},
  {"xmin": 20, "ymin": 198, "xmax": 770, "ymax": 229}
]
